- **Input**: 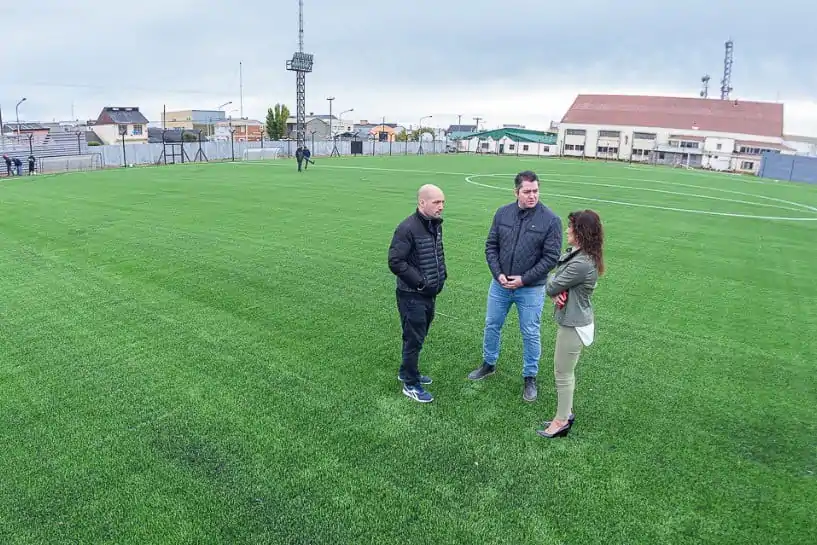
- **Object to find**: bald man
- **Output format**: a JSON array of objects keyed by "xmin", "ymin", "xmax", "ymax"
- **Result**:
[{"xmin": 388, "ymin": 184, "xmax": 448, "ymax": 403}]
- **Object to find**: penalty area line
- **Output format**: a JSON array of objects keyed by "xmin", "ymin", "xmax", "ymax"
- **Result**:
[{"xmin": 463, "ymin": 175, "xmax": 817, "ymax": 222}]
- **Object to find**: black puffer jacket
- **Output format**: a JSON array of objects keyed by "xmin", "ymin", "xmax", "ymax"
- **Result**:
[
  {"xmin": 388, "ymin": 209, "xmax": 447, "ymax": 296},
  {"xmin": 485, "ymin": 201, "xmax": 563, "ymax": 287}
]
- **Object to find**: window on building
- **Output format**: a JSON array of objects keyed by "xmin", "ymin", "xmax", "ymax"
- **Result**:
[
  {"xmin": 669, "ymin": 139, "xmax": 699, "ymax": 149},
  {"xmin": 740, "ymin": 161, "xmax": 755, "ymax": 170},
  {"xmin": 565, "ymin": 129, "xmax": 586, "ymax": 136},
  {"xmin": 522, "ymin": 145, "xmax": 529, "ymax": 151},
  {"xmin": 716, "ymin": 143, "xmax": 722, "ymax": 150},
  {"xmin": 598, "ymin": 130, "xmax": 620, "ymax": 138},
  {"xmin": 481, "ymin": 142, "xmax": 489, "ymax": 150},
  {"xmin": 542, "ymin": 146, "xmax": 549, "ymax": 152},
  {"xmin": 132, "ymin": 124, "xmax": 143, "ymax": 136},
  {"xmin": 740, "ymin": 146, "xmax": 778, "ymax": 155},
  {"xmin": 575, "ymin": 144, "xmax": 585, "ymax": 152},
  {"xmin": 633, "ymin": 132, "xmax": 657, "ymax": 140}
]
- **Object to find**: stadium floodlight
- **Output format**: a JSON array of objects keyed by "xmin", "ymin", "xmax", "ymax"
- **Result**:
[
  {"xmin": 285, "ymin": 1, "xmax": 314, "ymax": 150},
  {"xmin": 287, "ymin": 52, "xmax": 314, "ymax": 73}
]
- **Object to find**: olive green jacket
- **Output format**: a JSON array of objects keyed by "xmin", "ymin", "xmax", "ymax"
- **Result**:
[{"xmin": 545, "ymin": 248, "xmax": 598, "ymax": 327}]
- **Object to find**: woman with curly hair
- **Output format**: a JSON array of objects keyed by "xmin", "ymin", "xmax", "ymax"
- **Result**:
[{"xmin": 537, "ymin": 209, "xmax": 605, "ymax": 439}]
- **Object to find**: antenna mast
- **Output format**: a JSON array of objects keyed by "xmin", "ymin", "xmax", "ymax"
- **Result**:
[
  {"xmin": 720, "ymin": 39, "xmax": 734, "ymax": 100},
  {"xmin": 286, "ymin": 0, "xmax": 313, "ymax": 149},
  {"xmin": 298, "ymin": 0, "xmax": 304, "ymax": 53}
]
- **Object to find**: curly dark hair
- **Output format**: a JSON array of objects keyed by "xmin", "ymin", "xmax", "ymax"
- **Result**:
[{"xmin": 568, "ymin": 209, "xmax": 605, "ymax": 276}]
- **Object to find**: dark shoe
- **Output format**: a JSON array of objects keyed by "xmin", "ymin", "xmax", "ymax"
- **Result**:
[
  {"xmin": 536, "ymin": 421, "xmax": 571, "ymax": 438},
  {"xmin": 542, "ymin": 413, "xmax": 575, "ymax": 428},
  {"xmin": 467, "ymin": 363, "xmax": 496, "ymax": 381},
  {"xmin": 398, "ymin": 373, "xmax": 432, "ymax": 385},
  {"xmin": 402, "ymin": 383, "xmax": 433, "ymax": 403},
  {"xmin": 523, "ymin": 376, "xmax": 537, "ymax": 402}
]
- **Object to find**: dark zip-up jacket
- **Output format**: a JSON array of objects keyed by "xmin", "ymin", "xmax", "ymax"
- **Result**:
[
  {"xmin": 485, "ymin": 201, "xmax": 563, "ymax": 287},
  {"xmin": 388, "ymin": 209, "xmax": 447, "ymax": 296}
]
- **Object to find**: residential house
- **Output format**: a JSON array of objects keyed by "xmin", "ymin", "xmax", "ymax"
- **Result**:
[
  {"xmin": 445, "ymin": 124, "xmax": 477, "ymax": 140},
  {"xmin": 459, "ymin": 127, "xmax": 558, "ymax": 155},
  {"xmin": 212, "ymin": 119, "xmax": 264, "ymax": 142},
  {"xmin": 161, "ymin": 109, "xmax": 227, "ymax": 136},
  {"xmin": 285, "ymin": 115, "xmax": 331, "ymax": 139},
  {"xmin": 353, "ymin": 121, "xmax": 406, "ymax": 142},
  {"xmin": 91, "ymin": 106, "xmax": 149, "ymax": 145}
]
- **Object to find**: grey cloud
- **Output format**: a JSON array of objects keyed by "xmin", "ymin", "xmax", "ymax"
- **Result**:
[{"xmin": 1, "ymin": 0, "xmax": 815, "ymax": 123}]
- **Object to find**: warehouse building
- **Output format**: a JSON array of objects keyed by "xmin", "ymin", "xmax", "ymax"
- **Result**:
[{"xmin": 558, "ymin": 94, "xmax": 794, "ymax": 173}]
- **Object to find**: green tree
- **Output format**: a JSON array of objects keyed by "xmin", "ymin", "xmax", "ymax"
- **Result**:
[
  {"xmin": 415, "ymin": 127, "xmax": 435, "ymax": 140},
  {"xmin": 395, "ymin": 127, "xmax": 435, "ymax": 142},
  {"xmin": 266, "ymin": 103, "xmax": 290, "ymax": 140}
]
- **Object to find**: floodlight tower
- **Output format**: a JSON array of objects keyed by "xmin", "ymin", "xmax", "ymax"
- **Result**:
[
  {"xmin": 700, "ymin": 75, "xmax": 710, "ymax": 98},
  {"xmin": 720, "ymin": 39, "xmax": 734, "ymax": 100},
  {"xmin": 286, "ymin": 0, "xmax": 313, "ymax": 149}
]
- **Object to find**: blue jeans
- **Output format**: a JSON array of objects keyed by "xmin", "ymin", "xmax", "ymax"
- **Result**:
[{"xmin": 482, "ymin": 279, "xmax": 546, "ymax": 377}]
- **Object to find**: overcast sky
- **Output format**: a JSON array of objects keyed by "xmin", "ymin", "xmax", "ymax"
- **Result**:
[{"xmin": 2, "ymin": 0, "xmax": 816, "ymax": 134}]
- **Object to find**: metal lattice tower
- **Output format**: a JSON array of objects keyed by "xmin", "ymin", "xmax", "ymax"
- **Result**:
[
  {"xmin": 720, "ymin": 40, "xmax": 734, "ymax": 100},
  {"xmin": 286, "ymin": 0, "xmax": 313, "ymax": 149},
  {"xmin": 700, "ymin": 75, "xmax": 710, "ymax": 98}
]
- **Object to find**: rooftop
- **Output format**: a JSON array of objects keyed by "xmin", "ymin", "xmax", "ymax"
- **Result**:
[{"xmin": 561, "ymin": 94, "xmax": 784, "ymax": 138}]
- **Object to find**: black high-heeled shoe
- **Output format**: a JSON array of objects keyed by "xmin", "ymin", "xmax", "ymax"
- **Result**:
[
  {"xmin": 536, "ymin": 421, "xmax": 571, "ymax": 438},
  {"xmin": 541, "ymin": 413, "xmax": 574, "ymax": 428}
]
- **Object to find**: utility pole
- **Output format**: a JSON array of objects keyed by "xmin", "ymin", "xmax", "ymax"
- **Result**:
[
  {"xmin": 239, "ymin": 61, "xmax": 244, "ymax": 118},
  {"xmin": 326, "ymin": 96, "xmax": 334, "ymax": 140},
  {"xmin": 473, "ymin": 116, "xmax": 482, "ymax": 131}
]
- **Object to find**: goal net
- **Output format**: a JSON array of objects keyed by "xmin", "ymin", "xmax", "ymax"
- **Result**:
[
  {"xmin": 39, "ymin": 154, "xmax": 102, "ymax": 174},
  {"xmin": 243, "ymin": 148, "xmax": 282, "ymax": 161}
]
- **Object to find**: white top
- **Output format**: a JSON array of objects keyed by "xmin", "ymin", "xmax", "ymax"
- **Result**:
[{"xmin": 575, "ymin": 322, "xmax": 594, "ymax": 346}]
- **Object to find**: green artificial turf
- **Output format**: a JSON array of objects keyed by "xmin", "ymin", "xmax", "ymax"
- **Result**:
[{"xmin": 0, "ymin": 154, "xmax": 815, "ymax": 544}]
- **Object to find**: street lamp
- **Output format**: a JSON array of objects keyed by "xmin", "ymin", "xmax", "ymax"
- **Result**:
[
  {"xmin": 419, "ymin": 115, "xmax": 433, "ymax": 137},
  {"xmin": 214, "ymin": 101, "xmax": 232, "ymax": 136},
  {"xmin": 16, "ymin": 97, "xmax": 27, "ymax": 137},
  {"xmin": 339, "ymin": 108, "xmax": 354, "ymax": 135}
]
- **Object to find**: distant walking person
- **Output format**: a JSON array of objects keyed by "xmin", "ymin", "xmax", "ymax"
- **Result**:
[
  {"xmin": 302, "ymin": 147, "xmax": 312, "ymax": 169},
  {"xmin": 467, "ymin": 170, "xmax": 563, "ymax": 402},
  {"xmin": 295, "ymin": 146, "xmax": 304, "ymax": 171},
  {"xmin": 3, "ymin": 154, "xmax": 10, "ymax": 176},
  {"xmin": 388, "ymin": 184, "xmax": 447, "ymax": 403},
  {"xmin": 537, "ymin": 209, "xmax": 605, "ymax": 438}
]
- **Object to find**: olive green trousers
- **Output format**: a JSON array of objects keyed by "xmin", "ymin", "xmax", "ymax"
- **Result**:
[{"xmin": 553, "ymin": 325, "xmax": 584, "ymax": 421}]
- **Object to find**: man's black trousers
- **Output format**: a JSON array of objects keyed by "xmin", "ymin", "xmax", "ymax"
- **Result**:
[{"xmin": 396, "ymin": 289, "xmax": 436, "ymax": 386}]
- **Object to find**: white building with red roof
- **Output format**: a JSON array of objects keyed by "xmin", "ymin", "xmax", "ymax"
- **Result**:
[{"xmin": 558, "ymin": 94, "xmax": 795, "ymax": 173}]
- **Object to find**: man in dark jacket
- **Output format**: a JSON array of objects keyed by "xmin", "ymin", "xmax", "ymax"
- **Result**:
[
  {"xmin": 388, "ymin": 184, "xmax": 447, "ymax": 403},
  {"xmin": 467, "ymin": 170, "xmax": 563, "ymax": 402}
]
